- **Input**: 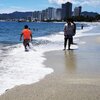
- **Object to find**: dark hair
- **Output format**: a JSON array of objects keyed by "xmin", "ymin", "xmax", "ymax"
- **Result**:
[
  {"xmin": 67, "ymin": 18, "xmax": 73, "ymax": 22},
  {"xmin": 24, "ymin": 25, "xmax": 28, "ymax": 29}
]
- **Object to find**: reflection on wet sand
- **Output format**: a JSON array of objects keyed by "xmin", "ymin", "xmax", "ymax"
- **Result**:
[{"xmin": 64, "ymin": 50, "xmax": 77, "ymax": 74}]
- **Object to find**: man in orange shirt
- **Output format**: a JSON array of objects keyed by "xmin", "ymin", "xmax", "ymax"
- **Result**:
[{"xmin": 20, "ymin": 25, "xmax": 32, "ymax": 51}]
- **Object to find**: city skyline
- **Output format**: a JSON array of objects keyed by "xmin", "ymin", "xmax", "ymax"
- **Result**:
[{"xmin": 0, "ymin": 0, "xmax": 100, "ymax": 14}]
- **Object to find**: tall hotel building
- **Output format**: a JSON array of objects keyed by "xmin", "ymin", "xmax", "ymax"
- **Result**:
[
  {"xmin": 74, "ymin": 6, "xmax": 82, "ymax": 16},
  {"xmin": 62, "ymin": 2, "xmax": 72, "ymax": 20},
  {"xmin": 46, "ymin": 7, "xmax": 57, "ymax": 20}
]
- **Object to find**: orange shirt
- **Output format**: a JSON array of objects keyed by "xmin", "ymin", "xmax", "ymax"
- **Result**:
[{"xmin": 22, "ymin": 29, "xmax": 32, "ymax": 39}]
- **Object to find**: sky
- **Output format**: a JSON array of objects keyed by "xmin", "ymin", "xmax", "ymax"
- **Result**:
[{"xmin": 0, "ymin": 0, "xmax": 100, "ymax": 14}]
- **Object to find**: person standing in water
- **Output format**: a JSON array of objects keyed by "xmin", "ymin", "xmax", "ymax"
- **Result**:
[
  {"xmin": 64, "ymin": 19, "xmax": 74, "ymax": 50},
  {"xmin": 20, "ymin": 25, "xmax": 32, "ymax": 51},
  {"xmin": 81, "ymin": 24, "xmax": 83, "ymax": 29},
  {"xmin": 70, "ymin": 19, "xmax": 76, "ymax": 44}
]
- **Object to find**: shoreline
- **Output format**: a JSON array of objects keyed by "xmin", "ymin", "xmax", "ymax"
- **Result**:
[{"xmin": 0, "ymin": 35, "xmax": 100, "ymax": 100}]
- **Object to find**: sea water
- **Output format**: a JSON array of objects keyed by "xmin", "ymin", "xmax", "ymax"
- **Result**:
[{"xmin": 0, "ymin": 21, "xmax": 100, "ymax": 95}]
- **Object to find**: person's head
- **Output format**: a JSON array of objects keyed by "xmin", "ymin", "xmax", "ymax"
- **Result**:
[
  {"xmin": 70, "ymin": 18, "xmax": 74, "ymax": 23},
  {"xmin": 24, "ymin": 25, "xmax": 28, "ymax": 29},
  {"xmin": 66, "ymin": 19, "xmax": 71, "ymax": 25},
  {"xmin": 66, "ymin": 19, "xmax": 69, "ymax": 23}
]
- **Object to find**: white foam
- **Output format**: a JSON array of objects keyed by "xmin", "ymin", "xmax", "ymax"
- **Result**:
[
  {"xmin": 0, "ymin": 44, "xmax": 53, "ymax": 95},
  {"xmin": 75, "ymin": 22, "xmax": 100, "ymax": 38},
  {"xmin": 0, "ymin": 50, "xmax": 2, "ymax": 54}
]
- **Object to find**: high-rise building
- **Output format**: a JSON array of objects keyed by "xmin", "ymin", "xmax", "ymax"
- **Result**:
[
  {"xmin": 32, "ymin": 11, "xmax": 38, "ymax": 20},
  {"xmin": 41, "ymin": 10, "xmax": 48, "ymax": 21},
  {"xmin": 62, "ymin": 2, "xmax": 72, "ymax": 20},
  {"xmin": 32, "ymin": 11, "xmax": 41, "ymax": 21},
  {"xmin": 46, "ymin": 7, "xmax": 56, "ymax": 20},
  {"xmin": 56, "ymin": 8, "xmax": 62, "ymax": 20},
  {"xmin": 74, "ymin": 6, "xmax": 82, "ymax": 16}
]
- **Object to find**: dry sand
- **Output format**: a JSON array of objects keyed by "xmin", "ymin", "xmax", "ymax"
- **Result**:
[{"xmin": 0, "ymin": 35, "xmax": 100, "ymax": 100}]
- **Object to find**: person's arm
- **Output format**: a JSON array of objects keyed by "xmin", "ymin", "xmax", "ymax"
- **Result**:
[
  {"xmin": 72, "ymin": 23, "xmax": 76, "ymax": 35},
  {"xmin": 30, "ymin": 30, "xmax": 33, "ymax": 41},
  {"xmin": 74, "ymin": 23, "xmax": 76, "ymax": 34},
  {"xmin": 64, "ymin": 25, "xmax": 67, "ymax": 36},
  {"xmin": 64, "ymin": 26, "xmax": 66, "ymax": 32},
  {"xmin": 30, "ymin": 34, "xmax": 32, "ymax": 41}
]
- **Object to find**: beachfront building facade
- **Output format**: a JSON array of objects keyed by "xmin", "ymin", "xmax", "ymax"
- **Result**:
[
  {"xmin": 56, "ymin": 8, "xmax": 62, "ymax": 20},
  {"xmin": 33, "ymin": 7, "xmax": 57, "ymax": 21},
  {"xmin": 41, "ymin": 10, "xmax": 48, "ymax": 21},
  {"xmin": 32, "ymin": 2, "xmax": 73, "ymax": 21},
  {"xmin": 62, "ymin": 2, "xmax": 72, "ymax": 20},
  {"xmin": 74, "ymin": 6, "xmax": 82, "ymax": 16},
  {"xmin": 32, "ymin": 11, "xmax": 42, "ymax": 21},
  {"xmin": 46, "ymin": 7, "xmax": 57, "ymax": 20}
]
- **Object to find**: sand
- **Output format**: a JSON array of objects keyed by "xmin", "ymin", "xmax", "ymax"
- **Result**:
[{"xmin": 0, "ymin": 35, "xmax": 100, "ymax": 100}]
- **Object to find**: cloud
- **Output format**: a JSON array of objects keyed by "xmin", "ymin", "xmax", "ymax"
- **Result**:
[
  {"xmin": 48, "ymin": 0, "xmax": 72, "ymax": 5},
  {"xmin": 48, "ymin": 0, "xmax": 100, "ymax": 6}
]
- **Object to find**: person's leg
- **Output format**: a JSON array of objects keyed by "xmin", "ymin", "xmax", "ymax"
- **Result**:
[
  {"xmin": 68, "ymin": 38, "xmax": 72, "ymax": 50},
  {"xmin": 27, "ymin": 43, "xmax": 30, "ymax": 47},
  {"xmin": 70, "ymin": 37, "xmax": 73, "ymax": 44},
  {"xmin": 71, "ymin": 36, "xmax": 77, "ymax": 45},
  {"xmin": 64, "ymin": 37, "xmax": 67, "ymax": 50},
  {"xmin": 23, "ymin": 40, "xmax": 27, "ymax": 51},
  {"xmin": 26, "ymin": 39, "xmax": 31, "ymax": 49}
]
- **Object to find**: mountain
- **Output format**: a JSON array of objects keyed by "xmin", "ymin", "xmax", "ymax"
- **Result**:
[
  {"xmin": 81, "ymin": 11, "xmax": 99, "ymax": 17},
  {"xmin": 0, "ymin": 11, "xmax": 33, "ymax": 20}
]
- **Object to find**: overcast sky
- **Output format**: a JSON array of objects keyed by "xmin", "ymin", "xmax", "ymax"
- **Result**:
[{"xmin": 0, "ymin": 0, "xmax": 100, "ymax": 14}]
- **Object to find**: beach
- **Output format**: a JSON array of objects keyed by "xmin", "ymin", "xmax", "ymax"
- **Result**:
[{"xmin": 0, "ymin": 35, "xmax": 100, "ymax": 100}]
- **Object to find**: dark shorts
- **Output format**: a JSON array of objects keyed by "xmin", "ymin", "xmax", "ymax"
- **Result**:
[
  {"xmin": 65, "ymin": 35, "xmax": 72, "ymax": 39},
  {"xmin": 23, "ymin": 39, "xmax": 30, "ymax": 46},
  {"xmin": 64, "ymin": 35, "xmax": 73, "ymax": 44}
]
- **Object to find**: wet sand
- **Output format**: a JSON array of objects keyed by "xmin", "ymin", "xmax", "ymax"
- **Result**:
[{"xmin": 0, "ymin": 35, "xmax": 100, "ymax": 100}]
